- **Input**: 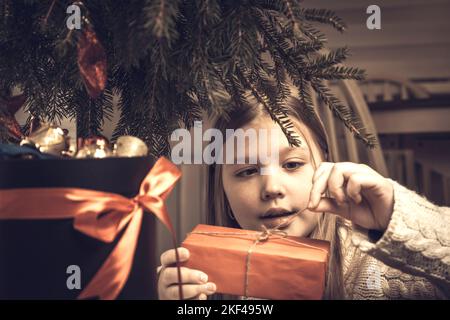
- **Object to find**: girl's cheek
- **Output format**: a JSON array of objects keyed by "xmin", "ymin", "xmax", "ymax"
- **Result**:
[
  {"xmin": 290, "ymin": 163, "xmax": 314, "ymax": 182},
  {"xmin": 287, "ymin": 167, "xmax": 314, "ymax": 205},
  {"xmin": 232, "ymin": 189, "xmax": 263, "ymax": 226},
  {"xmin": 226, "ymin": 185, "xmax": 257, "ymax": 214}
]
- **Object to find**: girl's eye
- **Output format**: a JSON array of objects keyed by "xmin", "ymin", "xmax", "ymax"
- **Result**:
[
  {"xmin": 236, "ymin": 167, "xmax": 259, "ymax": 177},
  {"xmin": 283, "ymin": 161, "xmax": 304, "ymax": 171}
]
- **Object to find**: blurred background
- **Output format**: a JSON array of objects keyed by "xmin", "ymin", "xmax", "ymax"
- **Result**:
[{"xmin": 304, "ymin": 0, "xmax": 450, "ymax": 206}]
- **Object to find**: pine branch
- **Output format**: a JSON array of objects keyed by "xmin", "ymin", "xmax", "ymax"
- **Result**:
[
  {"xmin": 314, "ymin": 66, "xmax": 366, "ymax": 81},
  {"xmin": 311, "ymin": 79, "xmax": 377, "ymax": 148},
  {"xmin": 0, "ymin": 1, "xmax": 376, "ymax": 154},
  {"xmin": 143, "ymin": 0, "xmax": 180, "ymax": 45},
  {"xmin": 296, "ymin": 77, "xmax": 318, "ymax": 121},
  {"xmin": 236, "ymin": 66, "xmax": 302, "ymax": 147},
  {"xmin": 299, "ymin": 8, "xmax": 347, "ymax": 32},
  {"xmin": 308, "ymin": 47, "xmax": 350, "ymax": 71}
]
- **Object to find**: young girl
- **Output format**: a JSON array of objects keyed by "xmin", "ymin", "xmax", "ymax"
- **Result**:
[{"xmin": 157, "ymin": 96, "xmax": 450, "ymax": 300}]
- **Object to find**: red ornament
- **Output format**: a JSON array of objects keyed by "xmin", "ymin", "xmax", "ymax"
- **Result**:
[
  {"xmin": 77, "ymin": 26, "xmax": 107, "ymax": 99},
  {"xmin": 0, "ymin": 94, "xmax": 26, "ymax": 141}
]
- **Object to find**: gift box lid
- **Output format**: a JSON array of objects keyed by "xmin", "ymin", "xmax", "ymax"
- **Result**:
[{"xmin": 0, "ymin": 156, "xmax": 155, "ymax": 197}]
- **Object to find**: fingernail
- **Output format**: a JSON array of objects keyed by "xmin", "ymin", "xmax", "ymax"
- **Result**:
[
  {"xmin": 180, "ymin": 248, "xmax": 189, "ymax": 259},
  {"xmin": 199, "ymin": 293, "xmax": 207, "ymax": 300},
  {"xmin": 205, "ymin": 283, "xmax": 216, "ymax": 292},
  {"xmin": 199, "ymin": 273, "xmax": 208, "ymax": 283}
]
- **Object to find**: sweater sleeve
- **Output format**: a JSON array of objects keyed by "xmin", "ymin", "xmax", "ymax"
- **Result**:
[{"xmin": 350, "ymin": 178, "xmax": 450, "ymax": 292}]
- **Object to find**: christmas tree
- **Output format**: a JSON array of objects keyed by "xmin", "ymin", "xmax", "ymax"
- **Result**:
[{"xmin": 0, "ymin": 0, "xmax": 375, "ymax": 157}]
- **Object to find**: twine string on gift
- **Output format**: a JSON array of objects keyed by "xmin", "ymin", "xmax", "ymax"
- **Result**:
[{"xmin": 243, "ymin": 225, "xmax": 288, "ymax": 297}]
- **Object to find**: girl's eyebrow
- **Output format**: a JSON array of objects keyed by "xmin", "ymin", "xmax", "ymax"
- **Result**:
[
  {"xmin": 233, "ymin": 154, "xmax": 259, "ymax": 165},
  {"xmin": 280, "ymin": 145, "xmax": 310, "ymax": 156}
]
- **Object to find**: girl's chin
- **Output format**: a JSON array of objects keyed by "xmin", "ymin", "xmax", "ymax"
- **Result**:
[
  {"xmin": 252, "ymin": 216, "xmax": 313, "ymax": 238},
  {"xmin": 280, "ymin": 218, "xmax": 310, "ymax": 237}
]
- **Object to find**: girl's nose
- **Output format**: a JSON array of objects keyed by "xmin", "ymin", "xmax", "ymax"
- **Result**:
[{"xmin": 260, "ymin": 175, "xmax": 285, "ymax": 201}]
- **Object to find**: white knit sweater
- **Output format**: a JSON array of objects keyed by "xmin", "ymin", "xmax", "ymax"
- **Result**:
[{"xmin": 342, "ymin": 178, "xmax": 450, "ymax": 299}]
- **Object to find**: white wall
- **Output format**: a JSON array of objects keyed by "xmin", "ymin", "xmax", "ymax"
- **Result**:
[{"xmin": 303, "ymin": 0, "xmax": 450, "ymax": 80}]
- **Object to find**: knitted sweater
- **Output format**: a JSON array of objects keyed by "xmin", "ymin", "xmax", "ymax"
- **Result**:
[{"xmin": 342, "ymin": 178, "xmax": 450, "ymax": 299}]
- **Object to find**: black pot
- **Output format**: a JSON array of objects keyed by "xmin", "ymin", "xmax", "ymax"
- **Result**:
[{"xmin": 0, "ymin": 156, "xmax": 158, "ymax": 299}]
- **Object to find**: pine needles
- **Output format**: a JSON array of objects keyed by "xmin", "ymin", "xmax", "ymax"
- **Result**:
[{"xmin": 0, "ymin": 0, "xmax": 376, "ymax": 154}]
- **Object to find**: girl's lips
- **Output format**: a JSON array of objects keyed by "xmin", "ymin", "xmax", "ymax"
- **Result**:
[{"xmin": 260, "ymin": 212, "xmax": 296, "ymax": 229}]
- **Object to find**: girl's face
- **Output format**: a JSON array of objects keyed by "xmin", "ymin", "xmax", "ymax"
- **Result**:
[{"xmin": 221, "ymin": 115, "xmax": 324, "ymax": 237}]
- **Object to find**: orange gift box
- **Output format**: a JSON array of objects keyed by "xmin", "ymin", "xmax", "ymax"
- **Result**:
[{"xmin": 181, "ymin": 224, "xmax": 330, "ymax": 300}]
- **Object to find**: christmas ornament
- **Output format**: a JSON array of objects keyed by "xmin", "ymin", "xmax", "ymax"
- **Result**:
[
  {"xmin": 76, "ymin": 135, "xmax": 112, "ymax": 158},
  {"xmin": 20, "ymin": 123, "xmax": 70, "ymax": 156},
  {"xmin": 77, "ymin": 25, "xmax": 107, "ymax": 99},
  {"xmin": 28, "ymin": 114, "xmax": 42, "ymax": 136},
  {"xmin": 113, "ymin": 136, "xmax": 148, "ymax": 157}
]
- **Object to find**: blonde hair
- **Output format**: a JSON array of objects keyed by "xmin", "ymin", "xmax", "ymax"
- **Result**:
[{"xmin": 205, "ymin": 96, "xmax": 345, "ymax": 299}]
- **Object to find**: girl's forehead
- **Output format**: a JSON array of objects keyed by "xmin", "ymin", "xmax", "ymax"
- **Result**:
[
  {"xmin": 221, "ymin": 116, "xmax": 312, "ymax": 165},
  {"xmin": 240, "ymin": 116, "xmax": 309, "ymax": 148}
]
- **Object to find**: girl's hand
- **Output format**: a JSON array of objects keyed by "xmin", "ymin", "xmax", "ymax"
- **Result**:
[
  {"xmin": 157, "ymin": 247, "xmax": 217, "ymax": 300},
  {"xmin": 308, "ymin": 162, "xmax": 394, "ymax": 231}
]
